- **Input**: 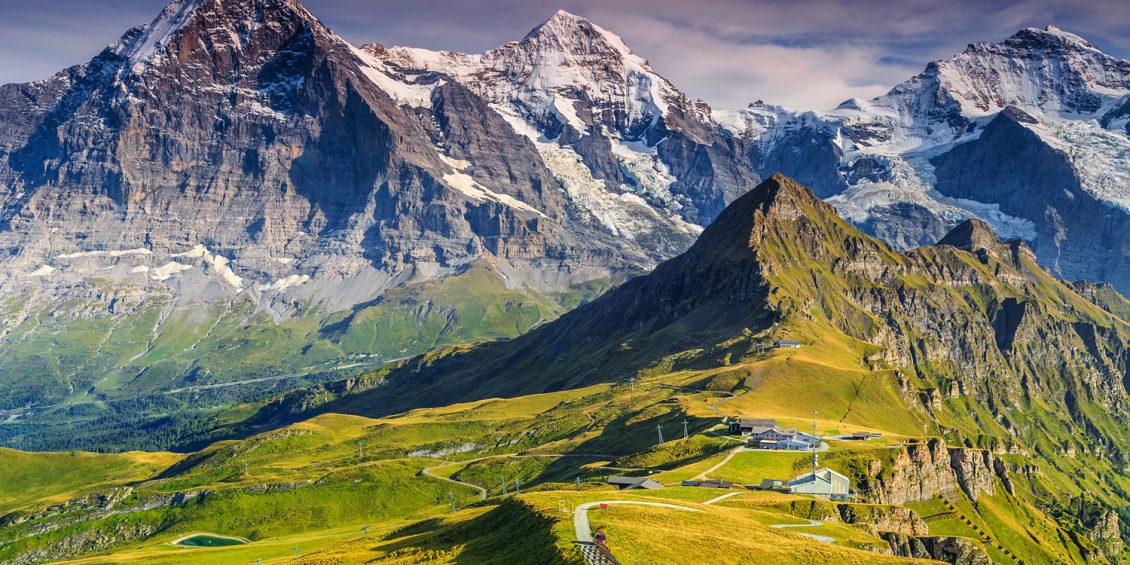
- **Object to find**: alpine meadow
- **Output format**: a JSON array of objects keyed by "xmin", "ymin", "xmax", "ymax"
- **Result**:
[{"xmin": 0, "ymin": 0, "xmax": 1129, "ymax": 564}]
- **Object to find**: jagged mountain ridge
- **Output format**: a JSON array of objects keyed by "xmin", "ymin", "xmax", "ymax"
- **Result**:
[
  {"xmin": 374, "ymin": 10, "xmax": 754, "ymax": 232},
  {"xmin": 375, "ymin": 18, "xmax": 1130, "ymax": 292},
  {"xmin": 0, "ymin": 1, "xmax": 728, "ymax": 417},
  {"xmin": 286, "ymin": 175, "xmax": 1129, "ymax": 442},
  {"xmin": 726, "ymin": 25, "xmax": 1130, "ymax": 291}
]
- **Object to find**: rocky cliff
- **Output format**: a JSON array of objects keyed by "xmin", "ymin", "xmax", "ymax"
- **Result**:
[
  {"xmin": 862, "ymin": 439, "xmax": 1005, "ymax": 505},
  {"xmin": 881, "ymin": 533, "xmax": 992, "ymax": 565}
]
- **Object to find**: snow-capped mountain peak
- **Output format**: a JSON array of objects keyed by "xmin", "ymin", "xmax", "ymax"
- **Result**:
[
  {"xmin": 110, "ymin": 0, "xmax": 332, "ymax": 74},
  {"xmin": 367, "ymin": 11, "xmax": 724, "ymax": 250},
  {"xmin": 523, "ymin": 9, "xmax": 646, "ymax": 69},
  {"xmin": 1012, "ymin": 25, "xmax": 1102, "ymax": 53},
  {"xmin": 114, "ymin": 0, "xmax": 203, "ymax": 67},
  {"xmin": 379, "ymin": 10, "xmax": 687, "ymax": 142},
  {"xmin": 927, "ymin": 24, "xmax": 1129, "ymax": 121},
  {"xmin": 761, "ymin": 24, "xmax": 1130, "ymax": 288}
]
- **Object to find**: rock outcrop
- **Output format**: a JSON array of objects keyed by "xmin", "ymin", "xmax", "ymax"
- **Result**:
[{"xmin": 881, "ymin": 533, "xmax": 992, "ymax": 565}]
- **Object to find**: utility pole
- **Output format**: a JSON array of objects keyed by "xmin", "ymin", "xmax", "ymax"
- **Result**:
[
  {"xmin": 358, "ymin": 441, "xmax": 364, "ymax": 459},
  {"xmin": 629, "ymin": 377, "xmax": 637, "ymax": 392},
  {"xmin": 657, "ymin": 423, "xmax": 664, "ymax": 444},
  {"xmin": 515, "ymin": 479, "xmax": 521, "ymax": 495},
  {"xmin": 448, "ymin": 492, "xmax": 456, "ymax": 512},
  {"xmin": 502, "ymin": 475, "xmax": 508, "ymax": 497},
  {"xmin": 682, "ymin": 420, "xmax": 689, "ymax": 439},
  {"xmin": 242, "ymin": 461, "xmax": 250, "ymax": 477},
  {"xmin": 575, "ymin": 476, "xmax": 581, "ymax": 491},
  {"xmin": 811, "ymin": 410, "xmax": 819, "ymax": 476},
  {"xmin": 294, "ymin": 546, "xmax": 300, "ymax": 558}
]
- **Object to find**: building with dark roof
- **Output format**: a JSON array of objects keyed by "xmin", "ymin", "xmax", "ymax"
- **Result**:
[
  {"xmin": 729, "ymin": 418, "xmax": 777, "ymax": 435},
  {"xmin": 607, "ymin": 476, "xmax": 664, "ymax": 490}
]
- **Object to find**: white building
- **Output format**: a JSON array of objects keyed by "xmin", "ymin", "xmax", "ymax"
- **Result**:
[{"xmin": 787, "ymin": 468, "xmax": 852, "ymax": 501}]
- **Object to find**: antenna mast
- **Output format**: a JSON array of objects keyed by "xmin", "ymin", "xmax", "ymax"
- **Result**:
[{"xmin": 811, "ymin": 410, "xmax": 818, "ymax": 476}]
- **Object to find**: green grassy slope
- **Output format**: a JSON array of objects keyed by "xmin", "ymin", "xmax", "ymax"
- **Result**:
[
  {"xmin": 4, "ymin": 334, "xmax": 1117, "ymax": 564},
  {"xmin": 0, "ymin": 449, "xmax": 182, "ymax": 515},
  {"xmin": 0, "ymin": 262, "xmax": 618, "ymax": 452}
]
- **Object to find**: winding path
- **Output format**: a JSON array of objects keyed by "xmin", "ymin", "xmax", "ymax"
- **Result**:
[
  {"xmin": 420, "ymin": 452, "xmax": 623, "ymax": 501},
  {"xmin": 694, "ymin": 445, "xmax": 748, "ymax": 481},
  {"xmin": 770, "ymin": 519, "xmax": 835, "ymax": 544},
  {"xmin": 421, "ymin": 461, "xmax": 488, "ymax": 500},
  {"xmin": 573, "ymin": 500, "xmax": 703, "ymax": 544},
  {"xmin": 168, "ymin": 532, "xmax": 249, "ymax": 545},
  {"xmin": 702, "ymin": 491, "xmax": 743, "ymax": 505}
]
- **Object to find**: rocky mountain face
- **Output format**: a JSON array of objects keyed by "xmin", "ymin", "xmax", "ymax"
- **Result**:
[
  {"xmin": 373, "ymin": 10, "xmax": 754, "ymax": 242},
  {"xmin": 0, "ymin": 3, "xmax": 772, "ymax": 428},
  {"xmin": 864, "ymin": 438, "xmax": 1002, "ymax": 506},
  {"xmin": 727, "ymin": 26, "xmax": 1130, "ymax": 293},
  {"xmin": 0, "ymin": 1, "xmax": 719, "ymax": 426}
]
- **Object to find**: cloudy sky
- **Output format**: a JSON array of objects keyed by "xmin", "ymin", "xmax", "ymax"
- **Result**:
[{"xmin": 1, "ymin": 0, "xmax": 1128, "ymax": 111}]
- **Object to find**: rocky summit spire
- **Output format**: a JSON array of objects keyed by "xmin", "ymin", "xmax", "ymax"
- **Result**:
[
  {"xmin": 937, "ymin": 219, "xmax": 1003, "ymax": 254},
  {"xmin": 1004, "ymin": 25, "xmax": 1102, "ymax": 52},
  {"xmin": 112, "ymin": 0, "xmax": 329, "ymax": 74},
  {"xmin": 685, "ymin": 173, "xmax": 849, "ymax": 263},
  {"xmin": 525, "ymin": 9, "xmax": 607, "ymax": 44}
]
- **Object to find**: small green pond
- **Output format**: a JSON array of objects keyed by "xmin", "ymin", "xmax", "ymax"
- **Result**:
[{"xmin": 175, "ymin": 534, "xmax": 248, "ymax": 547}]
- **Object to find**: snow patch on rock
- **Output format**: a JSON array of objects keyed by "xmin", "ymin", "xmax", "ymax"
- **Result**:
[
  {"xmin": 1028, "ymin": 119, "xmax": 1130, "ymax": 212},
  {"xmin": 436, "ymin": 150, "xmax": 546, "ymax": 217},
  {"xmin": 150, "ymin": 262, "xmax": 193, "ymax": 281},
  {"xmin": 174, "ymin": 244, "xmax": 244, "ymax": 290},
  {"xmin": 259, "ymin": 274, "xmax": 311, "ymax": 292},
  {"xmin": 24, "ymin": 265, "xmax": 56, "ymax": 278},
  {"xmin": 352, "ymin": 46, "xmax": 442, "ymax": 109},
  {"xmin": 56, "ymin": 248, "xmax": 152, "ymax": 260}
]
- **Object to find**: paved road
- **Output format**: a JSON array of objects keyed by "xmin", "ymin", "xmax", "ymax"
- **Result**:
[
  {"xmin": 770, "ymin": 519, "xmax": 835, "ymax": 544},
  {"xmin": 573, "ymin": 500, "xmax": 703, "ymax": 544},
  {"xmin": 166, "ymin": 359, "xmax": 394, "ymax": 394}
]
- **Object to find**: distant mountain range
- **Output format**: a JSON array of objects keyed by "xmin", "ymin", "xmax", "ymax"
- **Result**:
[{"xmin": 0, "ymin": 0, "xmax": 1126, "ymax": 446}]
